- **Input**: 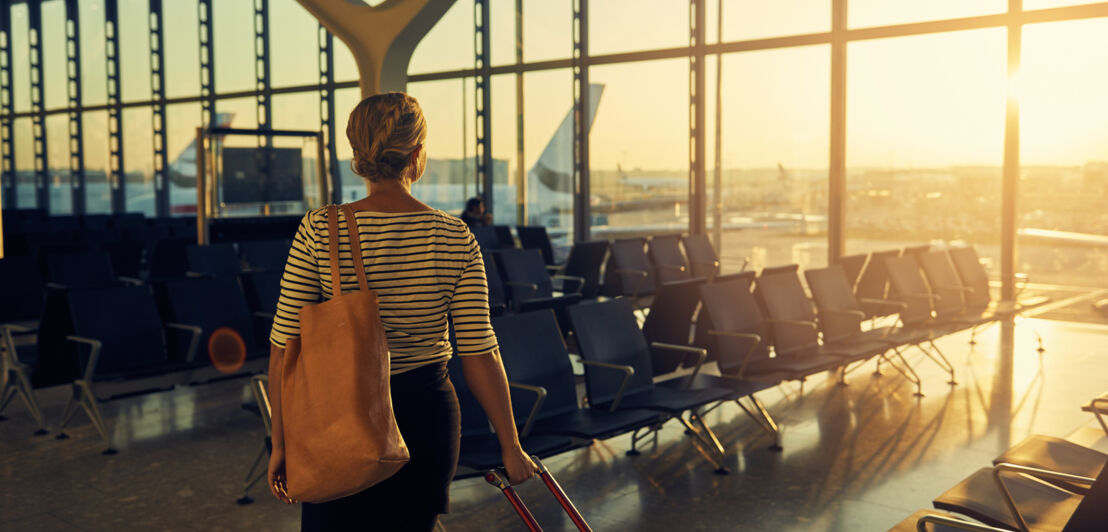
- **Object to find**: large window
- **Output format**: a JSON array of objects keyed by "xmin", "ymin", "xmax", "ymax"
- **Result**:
[
  {"xmin": 589, "ymin": 59, "xmax": 688, "ymax": 238},
  {"xmin": 164, "ymin": 0, "xmax": 200, "ymax": 99},
  {"xmin": 83, "ymin": 111, "xmax": 111, "ymax": 214},
  {"xmin": 1018, "ymin": 18, "xmax": 1108, "ymax": 288},
  {"xmin": 846, "ymin": 29, "xmax": 1006, "ymax": 266},
  {"xmin": 716, "ymin": 45, "xmax": 830, "ymax": 273},
  {"xmin": 118, "ymin": 0, "xmax": 150, "ymax": 102},
  {"xmin": 122, "ymin": 107, "xmax": 154, "ymax": 215},
  {"xmin": 270, "ymin": 0, "xmax": 319, "ymax": 89},
  {"xmin": 406, "ymin": 78, "xmax": 477, "ymax": 213}
]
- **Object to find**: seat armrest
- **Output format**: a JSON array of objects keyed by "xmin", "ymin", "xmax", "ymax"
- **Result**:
[
  {"xmin": 821, "ymin": 309, "xmax": 866, "ymax": 319},
  {"xmin": 253, "ymin": 311, "xmax": 276, "ymax": 321},
  {"xmin": 249, "ymin": 374, "xmax": 273, "ymax": 435},
  {"xmin": 579, "ymin": 360, "xmax": 635, "ymax": 412},
  {"xmin": 65, "ymin": 335, "xmax": 103, "ymax": 383},
  {"xmin": 551, "ymin": 274, "xmax": 586, "ymax": 295},
  {"xmin": 650, "ymin": 342, "xmax": 707, "ymax": 387},
  {"xmin": 934, "ymin": 284, "xmax": 973, "ymax": 293},
  {"xmin": 914, "ymin": 514, "xmax": 1010, "ymax": 532},
  {"xmin": 858, "ymin": 298, "xmax": 908, "ymax": 310},
  {"xmin": 185, "ymin": 271, "xmax": 206, "ymax": 278},
  {"xmin": 992, "ymin": 463, "xmax": 1096, "ymax": 532},
  {"xmin": 708, "ymin": 331, "xmax": 762, "ymax": 378},
  {"xmin": 656, "ymin": 264, "xmax": 687, "ymax": 272},
  {"xmin": 900, "ymin": 292, "xmax": 940, "ymax": 302},
  {"xmin": 116, "ymin": 276, "xmax": 144, "ymax": 286},
  {"xmin": 508, "ymin": 382, "xmax": 548, "ymax": 437},
  {"xmin": 764, "ymin": 318, "xmax": 818, "ymax": 330},
  {"xmin": 1, "ymin": 323, "xmax": 36, "ymax": 334},
  {"xmin": 165, "ymin": 323, "xmax": 204, "ymax": 363},
  {"xmin": 45, "ymin": 282, "xmax": 68, "ymax": 290},
  {"xmin": 545, "ymin": 264, "xmax": 564, "ymax": 273}
]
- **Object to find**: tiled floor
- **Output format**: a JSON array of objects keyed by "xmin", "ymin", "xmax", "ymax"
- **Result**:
[{"xmin": 3, "ymin": 316, "xmax": 1107, "ymax": 531}]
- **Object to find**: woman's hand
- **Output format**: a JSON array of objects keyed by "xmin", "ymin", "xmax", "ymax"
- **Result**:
[
  {"xmin": 502, "ymin": 443, "xmax": 539, "ymax": 485},
  {"xmin": 268, "ymin": 446, "xmax": 297, "ymax": 504}
]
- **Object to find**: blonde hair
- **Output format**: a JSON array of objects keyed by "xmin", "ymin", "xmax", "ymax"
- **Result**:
[{"xmin": 346, "ymin": 92, "xmax": 428, "ymax": 182}]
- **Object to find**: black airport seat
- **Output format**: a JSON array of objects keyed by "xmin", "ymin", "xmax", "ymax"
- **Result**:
[
  {"xmin": 46, "ymin": 250, "xmax": 127, "ymax": 289},
  {"xmin": 681, "ymin": 233, "xmax": 721, "ymax": 280},
  {"xmin": 147, "ymin": 237, "xmax": 194, "ymax": 280},
  {"xmin": 492, "ymin": 248, "xmax": 582, "ymax": 314},
  {"xmin": 62, "ymin": 285, "xmax": 202, "ymax": 451},
  {"xmin": 239, "ymin": 239, "xmax": 291, "ymax": 273},
  {"xmin": 448, "ymin": 355, "xmax": 580, "ymax": 475},
  {"xmin": 0, "ymin": 256, "xmax": 44, "ymax": 325},
  {"xmin": 186, "ymin": 243, "xmax": 243, "ymax": 277},
  {"xmin": 641, "ymin": 277, "xmax": 704, "ymax": 376},
  {"xmin": 156, "ymin": 276, "xmax": 265, "ymax": 368},
  {"xmin": 568, "ymin": 299, "xmax": 737, "ymax": 469},
  {"xmin": 516, "ymin": 226, "xmax": 558, "ymax": 266},
  {"xmin": 647, "ymin": 234, "xmax": 691, "ymax": 283},
  {"xmin": 603, "ymin": 238, "xmax": 658, "ymax": 307},
  {"xmin": 560, "ymin": 240, "xmax": 608, "ymax": 300},
  {"xmin": 492, "ymin": 310, "xmax": 662, "ymax": 442}
]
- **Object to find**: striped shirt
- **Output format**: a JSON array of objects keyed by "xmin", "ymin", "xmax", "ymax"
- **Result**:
[{"xmin": 269, "ymin": 207, "xmax": 499, "ymax": 374}]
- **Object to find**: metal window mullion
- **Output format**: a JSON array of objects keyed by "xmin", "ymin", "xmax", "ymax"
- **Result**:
[
  {"xmin": 149, "ymin": 0, "xmax": 167, "ymax": 217},
  {"xmin": 28, "ymin": 0, "xmax": 47, "ymax": 211},
  {"xmin": 105, "ymin": 0, "xmax": 124, "ymax": 213},
  {"xmin": 318, "ymin": 25, "xmax": 340, "ymax": 204},
  {"xmin": 198, "ymin": 0, "xmax": 214, "ymax": 127},
  {"xmin": 1001, "ymin": 0, "xmax": 1022, "ymax": 302},
  {"xmin": 474, "ymin": 0, "xmax": 492, "ymax": 213},
  {"xmin": 828, "ymin": 0, "xmax": 847, "ymax": 263},
  {"xmin": 572, "ymin": 0, "xmax": 590, "ymax": 243},
  {"xmin": 65, "ymin": 0, "xmax": 83, "ymax": 214},
  {"xmin": 515, "ymin": 0, "xmax": 524, "ymax": 225},
  {"xmin": 689, "ymin": 0, "xmax": 706, "ymax": 236},
  {"xmin": 254, "ymin": 0, "xmax": 271, "ymax": 134},
  {"xmin": 0, "ymin": 0, "xmax": 15, "ymax": 211}
]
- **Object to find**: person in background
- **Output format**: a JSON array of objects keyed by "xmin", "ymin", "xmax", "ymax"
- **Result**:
[
  {"xmin": 459, "ymin": 196, "xmax": 492, "ymax": 228},
  {"xmin": 267, "ymin": 92, "xmax": 536, "ymax": 532}
]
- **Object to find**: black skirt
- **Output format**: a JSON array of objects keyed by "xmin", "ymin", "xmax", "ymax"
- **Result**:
[{"xmin": 301, "ymin": 360, "xmax": 461, "ymax": 532}]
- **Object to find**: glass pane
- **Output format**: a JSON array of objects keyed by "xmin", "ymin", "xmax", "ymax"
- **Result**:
[
  {"xmin": 216, "ymin": 97, "xmax": 259, "ymax": 130},
  {"xmin": 490, "ymin": 0, "xmax": 514, "ymax": 66},
  {"xmin": 406, "ymin": 78, "xmax": 477, "ymax": 212},
  {"xmin": 589, "ymin": 59, "xmax": 688, "ymax": 238},
  {"xmin": 118, "ymin": 0, "xmax": 151, "ymax": 102},
  {"xmin": 11, "ymin": 3, "xmax": 30, "ymax": 113},
  {"xmin": 213, "ymin": 0, "xmax": 255, "ymax": 94},
  {"xmin": 79, "ymin": 0, "xmax": 107, "ymax": 106},
  {"xmin": 164, "ymin": 0, "xmax": 200, "ymax": 99},
  {"xmin": 409, "ymin": 0, "xmax": 474, "ymax": 75},
  {"xmin": 46, "ymin": 113, "xmax": 71, "ymax": 214},
  {"xmin": 123, "ymin": 107, "xmax": 155, "ymax": 216},
  {"xmin": 271, "ymin": 91, "xmax": 319, "ymax": 130},
  {"xmin": 717, "ymin": 45, "xmax": 830, "ymax": 272},
  {"xmin": 166, "ymin": 103, "xmax": 201, "ymax": 216},
  {"xmin": 490, "ymin": 74, "xmax": 517, "ymax": 225},
  {"xmin": 14, "ymin": 118, "xmax": 35, "ymax": 208},
  {"xmin": 1019, "ymin": 19, "xmax": 1108, "ymax": 289},
  {"xmin": 334, "ymin": 37, "xmax": 358, "ymax": 83},
  {"xmin": 41, "ymin": 0, "xmax": 67, "ymax": 110},
  {"xmin": 333, "ymin": 87, "xmax": 365, "ymax": 202},
  {"xmin": 846, "ymin": 29, "xmax": 1006, "ymax": 261},
  {"xmin": 83, "ymin": 111, "xmax": 112, "ymax": 214},
  {"xmin": 522, "ymin": 68, "xmax": 573, "ymax": 244},
  {"xmin": 722, "ymin": 0, "xmax": 829, "ymax": 42},
  {"xmin": 589, "ymin": 0, "xmax": 688, "ymax": 56},
  {"xmin": 523, "ymin": 0, "xmax": 571, "ymax": 63},
  {"xmin": 849, "ymin": 0, "xmax": 1005, "ymax": 29},
  {"xmin": 270, "ymin": 0, "xmax": 319, "ymax": 88}
]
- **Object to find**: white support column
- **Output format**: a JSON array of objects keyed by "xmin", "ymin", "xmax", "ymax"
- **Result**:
[{"xmin": 296, "ymin": 0, "xmax": 456, "ymax": 96}]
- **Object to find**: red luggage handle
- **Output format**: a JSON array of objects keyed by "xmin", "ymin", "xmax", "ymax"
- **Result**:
[{"xmin": 485, "ymin": 456, "xmax": 594, "ymax": 532}]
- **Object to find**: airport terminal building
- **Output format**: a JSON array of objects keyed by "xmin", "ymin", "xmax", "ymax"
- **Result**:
[{"xmin": 3, "ymin": 1, "xmax": 1108, "ymax": 530}]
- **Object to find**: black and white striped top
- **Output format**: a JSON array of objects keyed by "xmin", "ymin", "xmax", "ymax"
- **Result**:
[{"xmin": 269, "ymin": 207, "xmax": 499, "ymax": 374}]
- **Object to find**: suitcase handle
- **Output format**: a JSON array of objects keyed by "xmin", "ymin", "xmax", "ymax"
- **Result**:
[
  {"xmin": 485, "ymin": 469, "xmax": 542, "ymax": 532},
  {"xmin": 484, "ymin": 456, "xmax": 593, "ymax": 532}
]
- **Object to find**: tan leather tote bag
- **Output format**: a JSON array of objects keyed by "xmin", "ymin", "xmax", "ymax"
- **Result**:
[{"xmin": 281, "ymin": 204, "xmax": 409, "ymax": 503}]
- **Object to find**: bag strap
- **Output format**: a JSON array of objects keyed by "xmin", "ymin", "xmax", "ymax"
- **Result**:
[
  {"xmin": 326, "ymin": 205, "xmax": 343, "ymax": 293},
  {"xmin": 339, "ymin": 204, "xmax": 370, "ymax": 292}
]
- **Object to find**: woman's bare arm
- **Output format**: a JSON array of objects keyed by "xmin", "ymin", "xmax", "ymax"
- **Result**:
[
  {"xmin": 267, "ymin": 343, "xmax": 294, "ymax": 503},
  {"xmin": 460, "ymin": 349, "xmax": 537, "ymax": 484}
]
